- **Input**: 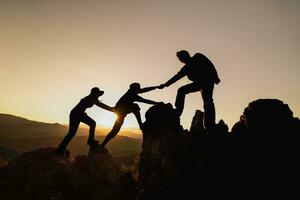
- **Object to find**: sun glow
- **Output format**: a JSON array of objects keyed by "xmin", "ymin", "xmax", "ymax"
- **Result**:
[{"xmin": 97, "ymin": 112, "xmax": 118, "ymax": 127}]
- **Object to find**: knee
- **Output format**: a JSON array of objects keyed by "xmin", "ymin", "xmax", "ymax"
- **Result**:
[
  {"xmin": 132, "ymin": 104, "xmax": 140, "ymax": 113},
  {"xmin": 133, "ymin": 103, "xmax": 140, "ymax": 110},
  {"xmin": 177, "ymin": 87, "xmax": 186, "ymax": 96},
  {"xmin": 89, "ymin": 120, "xmax": 96, "ymax": 128}
]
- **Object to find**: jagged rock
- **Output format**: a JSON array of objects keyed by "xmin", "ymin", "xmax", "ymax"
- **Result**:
[
  {"xmin": 229, "ymin": 99, "xmax": 300, "ymax": 197},
  {"xmin": 138, "ymin": 99, "xmax": 299, "ymax": 199},
  {"xmin": 231, "ymin": 99, "xmax": 299, "ymax": 149},
  {"xmin": 0, "ymin": 148, "xmax": 76, "ymax": 200},
  {"xmin": 189, "ymin": 110, "xmax": 204, "ymax": 134},
  {"xmin": 243, "ymin": 98, "xmax": 294, "ymax": 133},
  {"xmin": 138, "ymin": 103, "xmax": 186, "ymax": 198},
  {"xmin": 87, "ymin": 146, "xmax": 120, "ymax": 187},
  {"xmin": 1, "ymin": 99, "xmax": 298, "ymax": 199},
  {"xmin": 138, "ymin": 104, "xmax": 231, "ymax": 199},
  {"xmin": 213, "ymin": 119, "xmax": 229, "ymax": 135},
  {"xmin": 231, "ymin": 115, "xmax": 247, "ymax": 136},
  {"xmin": 0, "ymin": 147, "xmax": 136, "ymax": 200},
  {"xmin": 143, "ymin": 103, "xmax": 182, "ymax": 137},
  {"xmin": 140, "ymin": 103, "xmax": 184, "ymax": 179}
]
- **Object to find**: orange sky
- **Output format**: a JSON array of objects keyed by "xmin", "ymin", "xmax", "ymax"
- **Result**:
[{"xmin": 0, "ymin": 0, "xmax": 299, "ymax": 130}]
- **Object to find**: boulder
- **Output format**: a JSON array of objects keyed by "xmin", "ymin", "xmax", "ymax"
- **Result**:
[{"xmin": 0, "ymin": 147, "xmax": 136, "ymax": 200}]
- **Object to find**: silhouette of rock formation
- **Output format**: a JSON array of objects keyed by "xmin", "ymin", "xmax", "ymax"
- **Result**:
[
  {"xmin": 189, "ymin": 110, "xmax": 204, "ymax": 134},
  {"xmin": 1, "ymin": 99, "xmax": 299, "ymax": 199},
  {"xmin": 138, "ymin": 103, "xmax": 230, "ymax": 199},
  {"xmin": 0, "ymin": 147, "xmax": 136, "ymax": 200},
  {"xmin": 229, "ymin": 99, "xmax": 299, "ymax": 197},
  {"xmin": 243, "ymin": 98, "xmax": 295, "ymax": 133},
  {"xmin": 138, "ymin": 100, "xmax": 299, "ymax": 199},
  {"xmin": 138, "ymin": 103, "xmax": 186, "ymax": 198}
]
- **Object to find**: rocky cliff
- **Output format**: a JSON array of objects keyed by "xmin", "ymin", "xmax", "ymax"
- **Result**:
[
  {"xmin": 0, "ymin": 99, "xmax": 299, "ymax": 199},
  {"xmin": 137, "ymin": 100, "xmax": 299, "ymax": 199},
  {"xmin": 0, "ymin": 147, "xmax": 136, "ymax": 200}
]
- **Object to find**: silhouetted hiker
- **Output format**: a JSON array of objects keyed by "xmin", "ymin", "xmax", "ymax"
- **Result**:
[
  {"xmin": 56, "ymin": 87, "xmax": 113, "ymax": 156},
  {"xmin": 100, "ymin": 83, "xmax": 161, "ymax": 147},
  {"xmin": 159, "ymin": 50, "xmax": 220, "ymax": 130}
]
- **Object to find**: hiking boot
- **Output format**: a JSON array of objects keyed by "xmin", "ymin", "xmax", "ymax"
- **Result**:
[
  {"xmin": 55, "ymin": 148, "xmax": 66, "ymax": 157},
  {"xmin": 87, "ymin": 139, "xmax": 99, "ymax": 147},
  {"xmin": 98, "ymin": 145, "xmax": 108, "ymax": 153}
]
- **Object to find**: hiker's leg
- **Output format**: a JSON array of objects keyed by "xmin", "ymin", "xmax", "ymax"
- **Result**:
[
  {"xmin": 202, "ymin": 83, "xmax": 215, "ymax": 130},
  {"xmin": 132, "ymin": 104, "xmax": 143, "ymax": 129},
  {"xmin": 175, "ymin": 83, "xmax": 202, "ymax": 116},
  {"xmin": 81, "ymin": 114, "xmax": 97, "ymax": 143},
  {"xmin": 58, "ymin": 115, "xmax": 80, "ymax": 150},
  {"xmin": 101, "ymin": 116, "xmax": 125, "ymax": 147}
]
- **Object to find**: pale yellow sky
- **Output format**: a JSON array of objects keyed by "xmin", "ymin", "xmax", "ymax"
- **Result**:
[{"xmin": 0, "ymin": 0, "xmax": 299, "ymax": 130}]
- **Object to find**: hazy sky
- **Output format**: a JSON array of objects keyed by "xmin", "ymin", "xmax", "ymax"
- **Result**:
[{"xmin": 0, "ymin": 0, "xmax": 299, "ymax": 130}]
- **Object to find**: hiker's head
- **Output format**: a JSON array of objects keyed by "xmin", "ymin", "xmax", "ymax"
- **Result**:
[
  {"xmin": 90, "ymin": 87, "xmax": 104, "ymax": 97},
  {"xmin": 176, "ymin": 50, "xmax": 191, "ymax": 63},
  {"xmin": 130, "ymin": 83, "xmax": 141, "ymax": 92}
]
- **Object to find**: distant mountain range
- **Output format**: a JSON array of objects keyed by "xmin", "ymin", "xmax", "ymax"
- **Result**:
[
  {"xmin": 0, "ymin": 113, "xmax": 142, "ymax": 162},
  {"xmin": 0, "ymin": 136, "xmax": 141, "ymax": 159},
  {"xmin": 0, "ymin": 113, "xmax": 70, "ymax": 138},
  {"xmin": 0, "ymin": 113, "xmax": 141, "ymax": 138},
  {"xmin": 0, "ymin": 145, "xmax": 22, "ymax": 160}
]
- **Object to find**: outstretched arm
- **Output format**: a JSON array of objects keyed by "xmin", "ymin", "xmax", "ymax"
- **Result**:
[
  {"xmin": 135, "ymin": 95, "xmax": 160, "ymax": 105},
  {"xmin": 139, "ymin": 86, "xmax": 159, "ymax": 94},
  {"xmin": 159, "ymin": 66, "xmax": 187, "ymax": 88},
  {"xmin": 95, "ymin": 100, "xmax": 114, "ymax": 112}
]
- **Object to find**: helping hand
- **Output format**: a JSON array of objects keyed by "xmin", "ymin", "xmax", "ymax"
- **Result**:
[{"xmin": 157, "ymin": 84, "xmax": 166, "ymax": 89}]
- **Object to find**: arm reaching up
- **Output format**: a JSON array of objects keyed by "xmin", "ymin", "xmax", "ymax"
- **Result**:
[
  {"xmin": 139, "ymin": 86, "xmax": 159, "ymax": 93},
  {"xmin": 135, "ymin": 95, "xmax": 161, "ymax": 105},
  {"xmin": 159, "ymin": 66, "xmax": 187, "ymax": 89}
]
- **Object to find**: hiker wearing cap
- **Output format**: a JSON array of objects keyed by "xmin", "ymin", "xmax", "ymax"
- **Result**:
[
  {"xmin": 159, "ymin": 50, "xmax": 220, "ymax": 130},
  {"xmin": 56, "ymin": 87, "xmax": 113, "ymax": 156},
  {"xmin": 100, "ymin": 83, "xmax": 161, "ymax": 147}
]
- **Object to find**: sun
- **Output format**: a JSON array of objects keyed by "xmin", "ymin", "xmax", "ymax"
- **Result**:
[
  {"xmin": 97, "ymin": 111, "xmax": 118, "ymax": 127},
  {"xmin": 88, "ymin": 108, "xmax": 137, "ymax": 129}
]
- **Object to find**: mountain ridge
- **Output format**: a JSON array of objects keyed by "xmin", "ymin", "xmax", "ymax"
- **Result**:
[
  {"xmin": 0, "ymin": 113, "xmax": 142, "ymax": 161},
  {"xmin": 0, "ymin": 113, "xmax": 141, "ymax": 139},
  {"xmin": 0, "ymin": 99, "xmax": 299, "ymax": 199}
]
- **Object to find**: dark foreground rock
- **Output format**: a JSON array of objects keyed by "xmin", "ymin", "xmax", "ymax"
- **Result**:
[
  {"xmin": 138, "ymin": 100, "xmax": 300, "ymax": 199},
  {"xmin": 138, "ymin": 103, "xmax": 231, "ymax": 199},
  {"xmin": 0, "ymin": 146, "xmax": 136, "ymax": 200},
  {"xmin": 1, "ymin": 99, "xmax": 299, "ymax": 199},
  {"xmin": 229, "ymin": 99, "xmax": 300, "ymax": 197}
]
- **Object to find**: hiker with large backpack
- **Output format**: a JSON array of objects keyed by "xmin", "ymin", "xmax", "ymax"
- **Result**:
[{"xmin": 159, "ymin": 50, "xmax": 220, "ymax": 131}]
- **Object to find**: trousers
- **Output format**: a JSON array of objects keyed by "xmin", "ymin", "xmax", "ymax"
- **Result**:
[
  {"xmin": 58, "ymin": 112, "xmax": 96, "ymax": 150},
  {"xmin": 175, "ymin": 82, "xmax": 215, "ymax": 129}
]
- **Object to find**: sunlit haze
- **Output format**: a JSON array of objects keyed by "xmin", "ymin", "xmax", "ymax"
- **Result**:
[{"xmin": 1, "ymin": 0, "xmax": 299, "ymax": 132}]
